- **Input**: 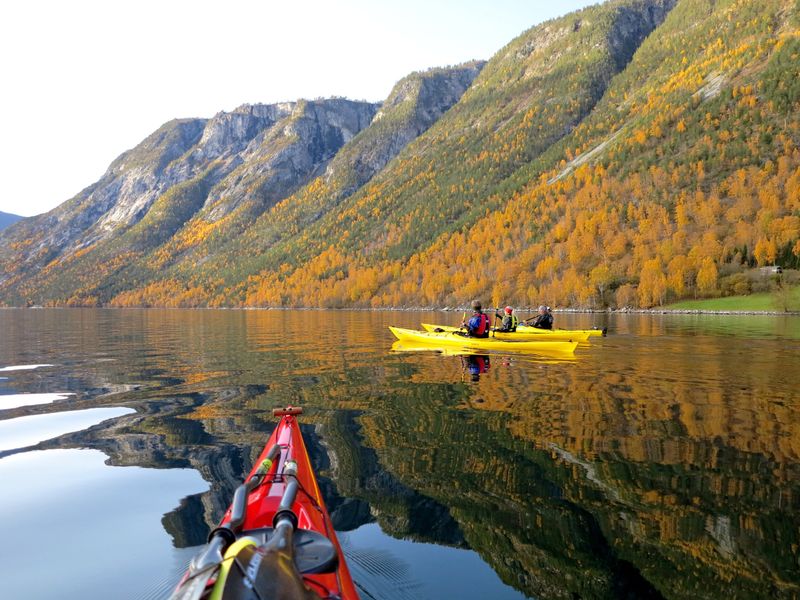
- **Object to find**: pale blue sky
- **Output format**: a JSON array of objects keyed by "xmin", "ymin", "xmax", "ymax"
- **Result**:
[{"xmin": 0, "ymin": 0, "xmax": 597, "ymax": 216}]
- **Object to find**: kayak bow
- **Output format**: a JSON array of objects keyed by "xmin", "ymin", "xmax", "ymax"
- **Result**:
[
  {"xmin": 171, "ymin": 406, "xmax": 358, "ymax": 600},
  {"xmin": 517, "ymin": 324, "xmax": 606, "ymax": 337},
  {"xmin": 389, "ymin": 326, "xmax": 578, "ymax": 354}
]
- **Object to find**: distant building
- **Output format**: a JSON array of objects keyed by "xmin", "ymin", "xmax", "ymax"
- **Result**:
[{"xmin": 759, "ymin": 266, "xmax": 783, "ymax": 275}]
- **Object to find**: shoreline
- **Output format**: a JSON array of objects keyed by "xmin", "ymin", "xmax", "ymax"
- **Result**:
[{"xmin": 3, "ymin": 305, "xmax": 799, "ymax": 316}]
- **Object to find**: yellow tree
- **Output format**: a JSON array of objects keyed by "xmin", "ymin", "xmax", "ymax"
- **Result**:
[
  {"xmin": 696, "ymin": 257, "xmax": 719, "ymax": 295},
  {"xmin": 753, "ymin": 238, "xmax": 777, "ymax": 266},
  {"xmin": 589, "ymin": 264, "xmax": 613, "ymax": 305},
  {"xmin": 491, "ymin": 281, "xmax": 510, "ymax": 310},
  {"xmin": 666, "ymin": 255, "xmax": 693, "ymax": 298},
  {"xmin": 638, "ymin": 258, "xmax": 666, "ymax": 307}
]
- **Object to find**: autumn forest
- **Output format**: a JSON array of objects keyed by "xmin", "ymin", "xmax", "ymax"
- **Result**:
[{"xmin": 1, "ymin": 0, "xmax": 799, "ymax": 310}]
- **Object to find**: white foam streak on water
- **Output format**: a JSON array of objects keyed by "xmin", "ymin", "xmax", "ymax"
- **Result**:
[
  {"xmin": 0, "ymin": 363, "xmax": 54, "ymax": 372},
  {"xmin": 0, "ymin": 392, "xmax": 74, "ymax": 410},
  {"xmin": 0, "ymin": 407, "xmax": 134, "ymax": 453}
]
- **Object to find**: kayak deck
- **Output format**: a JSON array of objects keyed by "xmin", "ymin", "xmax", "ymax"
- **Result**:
[
  {"xmin": 171, "ymin": 407, "xmax": 358, "ymax": 600},
  {"xmin": 421, "ymin": 322, "xmax": 591, "ymax": 342},
  {"xmin": 389, "ymin": 326, "xmax": 578, "ymax": 354}
]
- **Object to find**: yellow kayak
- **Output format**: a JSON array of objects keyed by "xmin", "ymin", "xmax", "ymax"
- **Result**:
[
  {"xmin": 421, "ymin": 323, "xmax": 591, "ymax": 342},
  {"xmin": 517, "ymin": 324, "xmax": 606, "ymax": 337},
  {"xmin": 389, "ymin": 326, "xmax": 578, "ymax": 354}
]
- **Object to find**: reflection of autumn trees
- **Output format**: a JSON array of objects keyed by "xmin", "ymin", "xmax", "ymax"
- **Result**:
[
  {"xmin": 330, "ymin": 315, "xmax": 797, "ymax": 596},
  {"xmin": 182, "ymin": 311, "xmax": 797, "ymax": 596},
  {"xmin": 8, "ymin": 308, "xmax": 797, "ymax": 597},
  {"xmin": 349, "ymin": 352, "xmax": 799, "ymax": 597}
]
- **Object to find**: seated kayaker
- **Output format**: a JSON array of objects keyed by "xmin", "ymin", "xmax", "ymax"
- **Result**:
[
  {"xmin": 461, "ymin": 300, "xmax": 490, "ymax": 338},
  {"xmin": 528, "ymin": 305, "xmax": 554, "ymax": 329},
  {"xmin": 494, "ymin": 306, "xmax": 519, "ymax": 332}
]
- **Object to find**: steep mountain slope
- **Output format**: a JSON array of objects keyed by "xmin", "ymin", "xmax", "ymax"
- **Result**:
[
  {"xmin": 397, "ymin": 0, "xmax": 800, "ymax": 309},
  {"xmin": 233, "ymin": 0, "xmax": 679, "ymax": 306},
  {"xmin": 0, "ymin": 118, "xmax": 206, "ymax": 276},
  {"xmin": 0, "ymin": 63, "xmax": 483, "ymax": 306},
  {"xmin": 109, "ymin": 0, "xmax": 677, "ymax": 308},
  {"xmin": 143, "ymin": 63, "xmax": 485, "ymax": 291},
  {"xmin": 0, "ymin": 100, "xmax": 379, "ymax": 304},
  {"xmin": 239, "ymin": 0, "xmax": 800, "ymax": 309}
]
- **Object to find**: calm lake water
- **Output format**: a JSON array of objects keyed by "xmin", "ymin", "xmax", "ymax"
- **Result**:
[{"xmin": 0, "ymin": 308, "xmax": 798, "ymax": 599}]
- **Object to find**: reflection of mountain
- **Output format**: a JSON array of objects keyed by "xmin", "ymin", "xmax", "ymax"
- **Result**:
[
  {"xmin": 317, "ymin": 410, "xmax": 466, "ymax": 546},
  {"xmin": 2, "ymin": 309, "xmax": 798, "ymax": 598},
  {"xmin": 341, "ymin": 385, "xmax": 663, "ymax": 599},
  {"xmin": 59, "ymin": 380, "xmax": 796, "ymax": 599},
  {"xmin": 162, "ymin": 493, "xmax": 209, "ymax": 547},
  {"xmin": 348, "ymin": 381, "xmax": 800, "ymax": 599}
]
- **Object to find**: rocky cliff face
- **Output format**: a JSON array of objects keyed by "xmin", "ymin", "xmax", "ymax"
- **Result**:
[
  {"xmin": 214, "ymin": 62, "xmax": 485, "ymax": 264},
  {"xmin": 202, "ymin": 99, "xmax": 380, "ymax": 221},
  {"xmin": 0, "ymin": 99, "xmax": 378, "ymax": 301},
  {"xmin": 606, "ymin": 0, "xmax": 677, "ymax": 70},
  {"xmin": 326, "ymin": 62, "xmax": 485, "ymax": 198},
  {"xmin": 0, "ymin": 60, "xmax": 483, "ymax": 304}
]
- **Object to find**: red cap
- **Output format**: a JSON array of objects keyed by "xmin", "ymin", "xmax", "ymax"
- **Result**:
[{"xmin": 505, "ymin": 306, "xmax": 513, "ymax": 314}]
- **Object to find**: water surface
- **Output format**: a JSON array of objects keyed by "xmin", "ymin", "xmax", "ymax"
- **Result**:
[{"xmin": 0, "ymin": 308, "xmax": 798, "ymax": 599}]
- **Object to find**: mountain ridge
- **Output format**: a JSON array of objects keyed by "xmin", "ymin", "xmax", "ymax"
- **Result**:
[
  {"xmin": 0, "ymin": 211, "xmax": 22, "ymax": 231},
  {"xmin": 1, "ymin": 0, "xmax": 799, "ymax": 309}
]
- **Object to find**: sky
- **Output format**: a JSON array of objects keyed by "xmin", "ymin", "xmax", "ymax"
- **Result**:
[{"xmin": 0, "ymin": 0, "xmax": 596, "ymax": 217}]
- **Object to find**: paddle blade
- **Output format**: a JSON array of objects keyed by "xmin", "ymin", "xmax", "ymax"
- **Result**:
[{"xmin": 273, "ymin": 406, "xmax": 303, "ymax": 416}]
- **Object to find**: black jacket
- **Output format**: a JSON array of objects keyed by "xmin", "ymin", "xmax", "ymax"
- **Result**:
[{"xmin": 530, "ymin": 313, "xmax": 553, "ymax": 330}]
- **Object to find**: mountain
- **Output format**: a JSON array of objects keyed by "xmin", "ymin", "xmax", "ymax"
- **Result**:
[
  {"xmin": 1, "ymin": 0, "xmax": 799, "ymax": 308},
  {"xmin": 0, "ymin": 211, "xmax": 22, "ymax": 231}
]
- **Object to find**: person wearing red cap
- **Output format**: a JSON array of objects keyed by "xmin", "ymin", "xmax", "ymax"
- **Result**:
[{"xmin": 494, "ymin": 306, "xmax": 519, "ymax": 332}]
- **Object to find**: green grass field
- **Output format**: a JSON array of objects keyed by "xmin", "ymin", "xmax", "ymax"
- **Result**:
[{"xmin": 665, "ymin": 286, "xmax": 800, "ymax": 311}]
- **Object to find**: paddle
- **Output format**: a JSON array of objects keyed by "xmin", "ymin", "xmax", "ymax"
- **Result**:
[{"xmin": 456, "ymin": 311, "xmax": 467, "ymax": 336}]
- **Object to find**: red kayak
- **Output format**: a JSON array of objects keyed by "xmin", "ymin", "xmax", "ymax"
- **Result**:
[{"xmin": 171, "ymin": 406, "xmax": 359, "ymax": 600}]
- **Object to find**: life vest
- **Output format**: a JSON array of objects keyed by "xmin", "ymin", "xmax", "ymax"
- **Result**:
[{"xmin": 467, "ymin": 312, "xmax": 490, "ymax": 337}]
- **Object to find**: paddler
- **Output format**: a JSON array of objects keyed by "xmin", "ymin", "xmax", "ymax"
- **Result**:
[
  {"xmin": 461, "ymin": 300, "xmax": 490, "ymax": 338},
  {"xmin": 527, "ymin": 305, "xmax": 554, "ymax": 329},
  {"xmin": 494, "ymin": 306, "xmax": 519, "ymax": 332}
]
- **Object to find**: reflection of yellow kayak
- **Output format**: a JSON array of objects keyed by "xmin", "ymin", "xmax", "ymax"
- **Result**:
[
  {"xmin": 390, "ymin": 340, "xmax": 477, "ymax": 356},
  {"xmin": 391, "ymin": 340, "xmax": 576, "ymax": 364},
  {"xmin": 421, "ymin": 323, "xmax": 591, "ymax": 342},
  {"xmin": 389, "ymin": 327, "xmax": 578, "ymax": 354},
  {"xmin": 517, "ymin": 324, "xmax": 606, "ymax": 337}
]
